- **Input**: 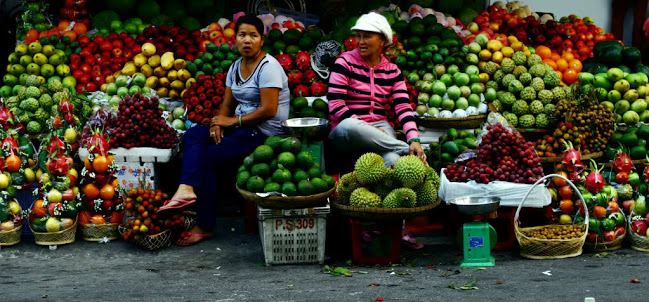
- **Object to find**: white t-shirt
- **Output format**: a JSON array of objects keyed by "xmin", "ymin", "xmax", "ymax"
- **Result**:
[{"xmin": 226, "ymin": 54, "xmax": 290, "ymax": 137}]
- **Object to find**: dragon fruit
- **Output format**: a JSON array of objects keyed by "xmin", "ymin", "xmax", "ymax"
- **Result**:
[
  {"xmin": 585, "ymin": 159, "xmax": 605, "ymax": 193},
  {"xmin": 44, "ymin": 136, "xmax": 67, "ymax": 155},
  {"xmin": 561, "ymin": 141, "xmax": 582, "ymax": 171},
  {"xmin": 293, "ymin": 84, "xmax": 309, "ymax": 97},
  {"xmin": 294, "ymin": 51, "xmax": 311, "ymax": 71},
  {"xmin": 87, "ymin": 128, "xmax": 110, "ymax": 157},
  {"xmin": 287, "ymin": 70, "xmax": 303, "ymax": 87},
  {"xmin": 344, "ymin": 36, "xmax": 357, "ymax": 51},
  {"xmin": 0, "ymin": 105, "xmax": 14, "ymax": 128},
  {"xmin": 1, "ymin": 136, "xmax": 19, "ymax": 155},
  {"xmin": 275, "ymin": 54, "xmax": 293, "ymax": 71},
  {"xmin": 310, "ymin": 81, "xmax": 327, "ymax": 97},
  {"xmin": 612, "ymin": 152, "xmax": 633, "ymax": 174},
  {"xmin": 305, "ymin": 69, "xmax": 318, "ymax": 83}
]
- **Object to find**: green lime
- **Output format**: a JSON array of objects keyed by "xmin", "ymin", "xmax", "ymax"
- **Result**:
[
  {"xmin": 242, "ymin": 155, "xmax": 255, "ymax": 170},
  {"xmin": 264, "ymin": 136, "xmax": 283, "ymax": 153},
  {"xmin": 264, "ymin": 182, "xmax": 281, "ymax": 193},
  {"xmin": 300, "ymin": 107, "xmax": 316, "ymax": 117},
  {"xmin": 297, "ymin": 179, "xmax": 315, "ymax": 196},
  {"xmin": 293, "ymin": 170, "xmax": 309, "ymax": 183},
  {"xmin": 292, "ymin": 96, "xmax": 308, "ymax": 110},
  {"xmin": 238, "ymin": 165, "xmax": 246, "ymax": 173},
  {"xmin": 297, "ymin": 151, "xmax": 315, "ymax": 168},
  {"xmin": 250, "ymin": 163, "xmax": 270, "ymax": 178},
  {"xmin": 311, "ymin": 177, "xmax": 329, "ymax": 193},
  {"xmin": 237, "ymin": 171, "xmax": 251, "ymax": 188},
  {"xmin": 307, "ymin": 166, "xmax": 322, "ymax": 179},
  {"xmin": 253, "ymin": 145, "xmax": 274, "ymax": 163},
  {"xmin": 282, "ymin": 182, "xmax": 297, "ymax": 196},
  {"xmin": 320, "ymin": 174, "xmax": 335, "ymax": 189},
  {"xmin": 277, "ymin": 152, "xmax": 296, "ymax": 169},
  {"xmin": 281, "ymin": 137, "xmax": 302, "ymax": 154},
  {"xmin": 272, "ymin": 169, "xmax": 292, "ymax": 184},
  {"xmin": 246, "ymin": 176, "xmax": 265, "ymax": 192}
]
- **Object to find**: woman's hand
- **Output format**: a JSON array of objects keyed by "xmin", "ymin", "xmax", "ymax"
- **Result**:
[
  {"xmin": 210, "ymin": 125, "xmax": 224, "ymax": 144},
  {"xmin": 211, "ymin": 115, "xmax": 237, "ymax": 128},
  {"xmin": 409, "ymin": 141, "xmax": 427, "ymax": 164}
]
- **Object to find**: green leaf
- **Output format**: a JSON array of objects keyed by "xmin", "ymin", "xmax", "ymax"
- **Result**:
[
  {"xmin": 333, "ymin": 267, "xmax": 350, "ymax": 275},
  {"xmin": 449, "ymin": 280, "xmax": 479, "ymax": 290}
]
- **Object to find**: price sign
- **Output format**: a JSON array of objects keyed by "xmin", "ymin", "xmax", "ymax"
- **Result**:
[{"xmin": 275, "ymin": 218, "xmax": 315, "ymax": 231}]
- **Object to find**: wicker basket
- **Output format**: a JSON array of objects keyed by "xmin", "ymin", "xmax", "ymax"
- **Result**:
[
  {"xmin": 80, "ymin": 223, "xmax": 120, "ymax": 242},
  {"xmin": 514, "ymin": 174, "xmax": 588, "ymax": 259},
  {"xmin": 331, "ymin": 198, "xmax": 441, "ymax": 221},
  {"xmin": 584, "ymin": 233, "xmax": 625, "ymax": 252},
  {"xmin": 416, "ymin": 114, "xmax": 487, "ymax": 129},
  {"xmin": 236, "ymin": 185, "xmax": 334, "ymax": 209},
  {"xmin": 119, "ymin": 225, "xmax": 173, "ymax": 251},
  {"xmin": 0, "ymin": 225, "xmax": 22, "ymax": 246},
  {"xmin": 629, "ymin": 231, "xmax": 649, "ymax": 252},
  {"xmin": 517, "ymin": 128, "xmax": 552, "ymax": 143},
  {"xmin": 30, "ymin": 220, "xmax": 78, "ymax": 246}
]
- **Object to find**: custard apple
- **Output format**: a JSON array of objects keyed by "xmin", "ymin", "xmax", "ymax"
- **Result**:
[
  {"xmin": 530, "ymin": 77, "xmax": 545, "ymax": 92},
  {"xmin": 512, "ymin": 100, "xmax": 529, "ymax": 116},
  {"xmin": 39, "ymin": 94, "xmax": 53, "ymax": 108},
  {"xmin": 530, "ymin": 100, "xmax": 544, "ymax": 114},
  {"xmin": 486, "ymin": 81, "xmax": 499, "ymax": 90},
  {"xmin": 493, "ymin": 70, "xmax": 505, "ymax": 83},
  {"xmin": 19, "ymin": 97, "xmax": 39, "ymax": 112},
  {"xmin": 535, "ymin": 113, "xmax": 549, "ymax": 128},
  {"xmin": 502, "ymin": 74, "xmax": 517, "ymax": 88},
  {"xmin": 513, "ymin": 65, "xmax": 528, "ymax": 78},
  {"xmin": 25, "ymin": 86, "xmax": 40, "ymax": 99},
  {"xmin": 52, "ymin": 91, "xmax": 69, "ymax": 103},
  {"xmin": 34, "ymin": 107, "xmax": 49, "ymax": 122},
  {"xmin": 543, "ymin": 71, "xmax": 561, "ymax": 88},
  {"xmin": 26, "ymin": 121, "xmax": 41, "ymax": 134},
  {"xmin": 25, "ymin": 75, "xmax": 40, "ymax": 87},
  {"xmin": 551, "ymin": 86, "xmax": 566, "ymax": 101},
  {"xmin": 491, "ymin": 99, "xmax": 503, "ymax": 112},
  {"xmin": 5, "ymin": 96, "xmax": 19, "ymax": 108},
  {"xmin": 17, "ymin": 87, "xmax": 26, "ymax": 100},
  {"xmin": 519, "ymin": 114, "xmax": 535, "ymax": 128},
  {"xmin": 499, "ymin": 92, "xmax": 517, "ymax": 108},
  {"xmin": 512, "ymin": 51, "xmax": 527, "ymax": 65},
  {"xmin": 520, "ymin": 87, "xmax": 536, "ymax": 101},
  {"xmin": 544, "ymin": 103, "xmax": 556, "ymax": 116},
  {"xmin": 562, "ymin": 85, "xmax": 572, "ymax": 97},
  {"xmin": 503, "ymin": 112, "xmax": 518, "ymax": 127},
  {"xmin": 501, "ymin": 58, "xmax": 515, "ymax": 73},
  {"xmin": 485, "ymin": 61, "xmax": 499, "ymax": 75},
  {"xmin": 508, "ymin": 80, "xmax": 524, "ymax": 94},
  {"xmin": 527, "ymin": 54, "xmax": 542, "ymax": 67},
  {"xmin": 538, "ymin": 89, "xmax": 554, "ymax": 104},
  {"xmin": 47, "ymin": 79, "xmax": 64, "ymax": 93},
  {"xmin": 17, "ymin": 112, "xmax": 30, "ymax": 123},
  {"xmin": 529, "ymin": 64, "xmax": 547, "ymax": 78},
  {"xmin": 519, "ymin": 73, "xmax": 532, "ymax": 85}
]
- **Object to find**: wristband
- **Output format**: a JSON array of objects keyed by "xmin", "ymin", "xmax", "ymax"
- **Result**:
[
  {"xmin": 408, "ymin": 137, "xmax": 420, "ymax": 144},
  {"xmin": 239, "ymin": 115, "xmax": 242, "ymax": 127}
]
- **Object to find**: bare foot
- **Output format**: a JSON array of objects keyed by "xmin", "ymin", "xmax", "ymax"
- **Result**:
[
  {"xmin": 166, "ymin": 184, "xmax": 197, "ymax": 207},
  {"xmin": 175, "ymin": 225, "xmax": 214, "ymax": 246}
]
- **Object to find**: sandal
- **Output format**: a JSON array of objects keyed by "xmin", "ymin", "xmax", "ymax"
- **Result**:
[
  {"xmin": 175, "ymin": 231, "xmax": 215, "ymax": 246},
  {"xmin": 158, "ymin": 198, "xmax": 196, "ymax": 215}
]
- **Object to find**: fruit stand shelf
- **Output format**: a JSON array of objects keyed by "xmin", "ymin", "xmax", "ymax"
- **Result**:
[{"xmin": 78, "ymin": 146, "xmax": 179, "ymax": 163}]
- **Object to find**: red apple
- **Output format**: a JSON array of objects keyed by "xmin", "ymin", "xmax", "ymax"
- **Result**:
[
  {"xmin": 623, "ymin": 199, "xmax": 635, "ymax": 212},
  {"xmin": 467, "ymin": 22, "xmax": 479, "ymax": 33}
]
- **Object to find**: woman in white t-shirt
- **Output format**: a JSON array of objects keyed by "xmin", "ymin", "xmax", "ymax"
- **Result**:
[{"xmin": 159, "ymin": 16, "xmax": 289, "ymax": 246}]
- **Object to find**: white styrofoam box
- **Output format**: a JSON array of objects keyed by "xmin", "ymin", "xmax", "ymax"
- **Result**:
[
  {"xmin": 79, "ymin": 146, "xmax": 178, "ymax": 163},
  {"xmin": 439, "ymin": 168, "xmax": 551, "ymax": 208},
  {"xmin": 114, "ymin": 162, "xmax": 155, "ymax": 190}
]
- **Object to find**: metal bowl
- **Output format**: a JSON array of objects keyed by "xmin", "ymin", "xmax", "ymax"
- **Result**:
[
  {"xmin": 447, "ymin": 197, "xmax": 501, "ymax": 216},
  {"xmin": 281, "ymin": 118, "xmax": 331, "ymax": 141}
]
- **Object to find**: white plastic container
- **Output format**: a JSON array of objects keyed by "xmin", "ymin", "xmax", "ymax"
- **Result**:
[{"xmin": 258, "ymin": 203, "xmax": 329, "ymax": 265}]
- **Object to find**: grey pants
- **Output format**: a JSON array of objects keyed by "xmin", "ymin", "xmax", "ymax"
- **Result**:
[{"xmin": 329, "ymin": 118, "xmax": 410, "ymax": 167}]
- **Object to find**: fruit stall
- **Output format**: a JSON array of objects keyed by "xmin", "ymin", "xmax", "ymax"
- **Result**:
[{"xmin": 1, "ymin": 0, "xmax": 649, "ymax": 266}]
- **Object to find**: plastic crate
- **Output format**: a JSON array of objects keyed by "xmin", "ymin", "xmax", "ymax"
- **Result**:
[
  {"xmin": 350, "ymin": 218, "xmax": 402, "ymax": 265},
  {"xmin": 258, "ymin": 204, "xmax": 329, "ymax": 265}
]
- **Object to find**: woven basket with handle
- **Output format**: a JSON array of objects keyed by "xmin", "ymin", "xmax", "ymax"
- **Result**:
[{"xmin": 515, "ymin": 174, "xmax": 588, "ymax": 259}]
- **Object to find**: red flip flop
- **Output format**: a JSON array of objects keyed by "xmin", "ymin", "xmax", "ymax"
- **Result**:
[
  {"xmin": 158, "ymin": 198, "xmax": 196, "ymax": 215},
  {"xmin": 175, "ymin": 231, "xmax": 214, "ymax": 246}
]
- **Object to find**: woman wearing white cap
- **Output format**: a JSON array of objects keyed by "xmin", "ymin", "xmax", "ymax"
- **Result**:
[{"xmin": 328, "ymin": 12, "xmax": 425, "ymax": 167}]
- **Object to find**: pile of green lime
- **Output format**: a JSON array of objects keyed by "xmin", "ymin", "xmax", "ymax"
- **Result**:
[{"xmin": 237, "ymin": 136, "xmax": 335, "ymax": 196}]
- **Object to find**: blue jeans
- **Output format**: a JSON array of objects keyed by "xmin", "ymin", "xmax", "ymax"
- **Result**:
[
  {"xmin": 180, "ymin": 125, "xmax": 267, "ymax": 229},
  {"xmin": 328, "ymin": 118, "xmax": 410, "ymax": 167}
]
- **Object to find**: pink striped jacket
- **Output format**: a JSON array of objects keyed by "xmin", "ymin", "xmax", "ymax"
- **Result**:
[{"xmin": 327, "ymin": 49, "xmax": 419, "ymax": 142}]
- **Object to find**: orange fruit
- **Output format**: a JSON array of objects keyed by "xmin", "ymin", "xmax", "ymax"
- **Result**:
[
  {"xmin": 90, "ymin": 214, "xmax": 107, "ymax": 225},
  {"xmin": 84, "ymin": 156, "xmax": 92, "ymax": 171},
  {"xmin": 92, "ymin": 156, "xmax": 108, "ymax": 173},
  {"xmin": 556, "ymin": 58, "xmax": 569, "ymax": 72},
  {"xmin": 568, "ymin": 59, "xmax": 582, "ymax": 72},
  {"xmin": 562, "ymin": 52, "xmax": 575, "ymax": 61},
  {"xmin": 542, "ymin": 58, "xmax": 558, "ymax": 70},
  {"xmin": 550, "ymin": 53, "xmax": 561, "ymax": 61},
  {"xmin": 560, "ymin": 199, "xmax": 574, "ymax": 215},
  {"xmin": 84, "ymin": 183, "xmax": 100, "ymax": 199},
  {"xmin": 563, "ymin": 68, "xmax": 579, "ymax": 84},
  {"xmin": 25, "ymin": 29, "xmax": 39, "ymax": 43},
  {"xmin": 79, "ymin": 211, "xmax": 91, "ymax": 224},
  {"xmin": 63, "ymin": 30, "xmax": 76, "ymax": 42},
  {"xmin": 593, "ymin": 206, "xmax": 607, "ymax": 219},
  {"xmin": 536, "ymin": 46, "xmax": 552, "ymax": 59},
  {"xmin": 58, "ymin": 20, "xmax": 70, "ymax": 31},
  {"xmin": 33, "ymin": 200, "xmax": 47, "ymax": 218},
  {"xmin": 6, "ymin": 155, "xmax": 21, "ymax": 172},
  {"xmin": 100, "ymin": 184, "xmax": 115, "ymax": 200},
  {"xmin": 72, "ymin": 22, "xmax": 87, "ymax": 35}
]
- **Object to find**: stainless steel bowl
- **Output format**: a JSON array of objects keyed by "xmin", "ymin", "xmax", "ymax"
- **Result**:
[
  {"xmin": 447, "ymin": 197, "xmax": 501, "ymax": 216},
  {"xmin": 281, "ymin": 118, "xmax": 331, "ymax": 141}
]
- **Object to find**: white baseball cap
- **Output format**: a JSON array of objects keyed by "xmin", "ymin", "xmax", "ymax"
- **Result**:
[{"xmin": 351, "ymin": 12, "xmax": 393, "ymax": 46}]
